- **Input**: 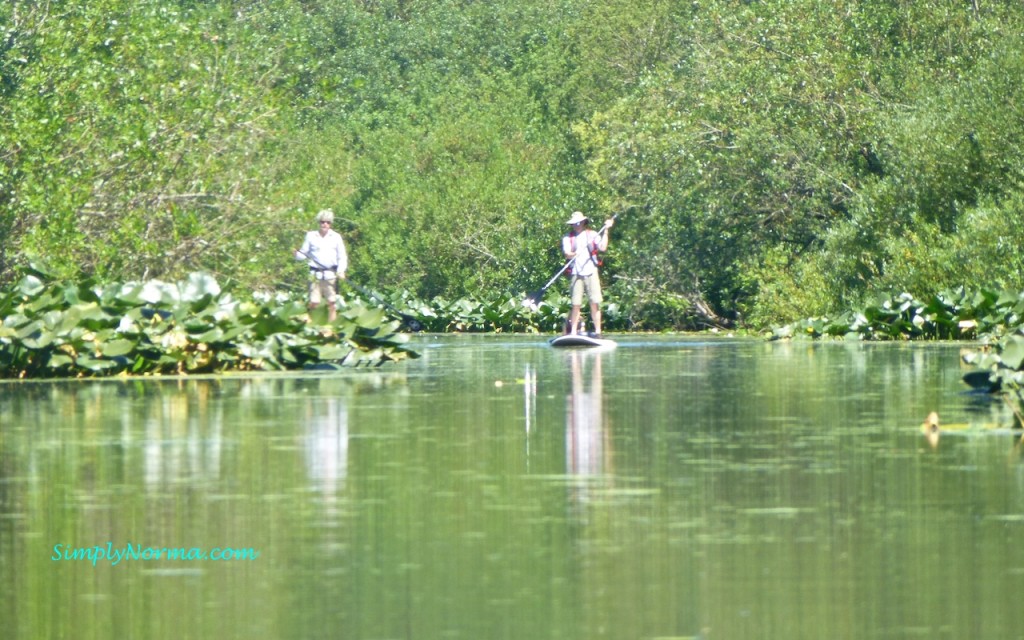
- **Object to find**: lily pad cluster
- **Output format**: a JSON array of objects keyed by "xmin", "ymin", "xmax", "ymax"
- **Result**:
[
  {"xmin": 424, "ymin": 295, "xmax": 565, "ymax": 333},
  {"xmin": 960, "ymin": 332, "xmax": 1024, "ymax": 396},
  {"xmin": 0, "ymin": 272, "xmax": 416, "ymax": 378},
  {"xmin": 358, "ymin": 287, "xmax": 627, "ymax": 334},
  {"xmin": 770, "ymin": 288, "xmax": 1024, "ymax": 341}
]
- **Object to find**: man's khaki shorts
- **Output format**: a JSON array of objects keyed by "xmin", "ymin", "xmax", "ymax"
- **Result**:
[
  {"xmin": 309, "ymin": 274, "xmax": 338, "ymax": 305},
  {"xmin": 570, "ymin": 272, "xmax": 602, "ymax": 306}
]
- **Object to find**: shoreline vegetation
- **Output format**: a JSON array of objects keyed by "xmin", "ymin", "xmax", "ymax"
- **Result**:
[
  {"xmin": 3, "ymin": 268, "xmax": 1023, "ymax": 403},
  {"xmin": 3, "ymin": 268, "xmax": 1023, "ymax": 428},
  {"xmin": 0, "ymin": 270, "xmax": 417, "ymax": 378},
  {"xmin": 771, "ymin": 287, "xmax": 1024, "ymax": 420},
  {"xmin": 3, "ymin": 1, "xmax": 1024, "ymax": 396},
  {"xmin": 5, "ymin": 1, "xmax": 1024, "ymax": 332}
]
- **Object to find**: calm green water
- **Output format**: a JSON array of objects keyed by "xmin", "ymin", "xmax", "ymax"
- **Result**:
[{"xmin": 2, "ymin": 335, "xmax": 1023, "ymax": 640}]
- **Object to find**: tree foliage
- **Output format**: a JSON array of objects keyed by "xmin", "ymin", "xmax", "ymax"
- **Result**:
[{"xmin": 4, "ymin": 0, "xmax": 1024, "ymax": 330}]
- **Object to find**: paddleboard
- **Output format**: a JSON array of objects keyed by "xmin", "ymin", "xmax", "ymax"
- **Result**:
[{"xmin": 549, "ymin": 334, "xmax": 617, "ymax": 349}]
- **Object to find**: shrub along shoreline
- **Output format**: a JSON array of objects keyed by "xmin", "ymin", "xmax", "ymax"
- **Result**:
[{"xmin": 0, "ymin": 271, "xmax": 416, "ymax": 379}]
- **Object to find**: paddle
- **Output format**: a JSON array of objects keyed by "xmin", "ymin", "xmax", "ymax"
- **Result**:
[
  {"xmin": 522, "ymin": 214, "xmax": 617, "ymax": 310},
  {"xmin": 296, "ymin": 250, "xmax": 424, "ymax": 332},
  {"xmin": 522, "ymin": 256, "xmax": 574, "ymax": 310}
]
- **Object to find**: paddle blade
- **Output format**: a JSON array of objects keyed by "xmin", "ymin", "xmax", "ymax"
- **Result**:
[{"xmin": 522, "ymin": 291, "xmax": 543, "ymax": 310}]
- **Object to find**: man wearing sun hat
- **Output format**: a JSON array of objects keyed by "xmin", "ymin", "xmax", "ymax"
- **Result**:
[
  {"xmin": 294, "ymin": 209, "xmax": 348, "ymax": 322},
  {"xmin": 562, "ymin": 211, "xmax": 614, "ymax": 337}
]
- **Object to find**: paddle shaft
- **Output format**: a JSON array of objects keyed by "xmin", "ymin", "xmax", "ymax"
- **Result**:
[
  {"xmin": 345, "ymin": 281, "xmax": 422, "ymax": 327},
  {"xmin": 536, "ymin": 256, "xmax": 575, "ymax": 295},
  {"xmin": 296, "ymin": 249, "xmax": 340, "ymax": 275}
]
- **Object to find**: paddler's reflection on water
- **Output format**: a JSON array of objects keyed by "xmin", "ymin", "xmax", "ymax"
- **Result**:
[
  {"xmin": 302, "ymin": 385, "xmax": 350, "ymax": 506},
  {"xmin": 565, "ymin": 350, "xmax": 610, "ymax": 481},
  {"xmin": 143, "ymin": 381, "xmax": 224, "ymax": 490},
  {"xmin": 238, "ymin": 377, "xmax": 351, "ymax": 502}
]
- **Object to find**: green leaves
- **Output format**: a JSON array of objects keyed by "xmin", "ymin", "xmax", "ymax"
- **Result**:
[
  {"xmin": 771, "ymin": 287, "xmax": 1024, "ymax": 342},
  {"xmin": 961, "ymin": 331, "xmax": 1024, "ymax": 399},
  {"xmin": 0, "ymin": 271, "xmax": 417, "ymax": 378},
  {"xmin": 998, "ymin": 335, "xmax": 1024, "ymax": 371},
  {"xmin": 1, "ymin": 0, "xmax": 293, "ymax": 286},
  {"xmin": 6, "ymin": 0, "xmax": 1024, "ymax": 334}
]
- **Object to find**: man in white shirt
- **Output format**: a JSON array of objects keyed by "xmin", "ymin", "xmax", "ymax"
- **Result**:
[
  {"xmin": 562, "ymin": 211, "xmax": 613, "ymax": 337},
  {"xmin": 295, "ymin": 209, "xmax": 348, "ymax": 322}
]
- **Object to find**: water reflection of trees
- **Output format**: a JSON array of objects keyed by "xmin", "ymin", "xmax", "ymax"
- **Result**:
[
  {"xmin": 8, "ymin": 341, "xmax": 1024, "ymax": 640},
  {"xmin": 142, "ymin": 381, "xmax": 224, "ymax": 490},
  {"xmin": 0, "ymin": 375, "xmax": 406, "ymax": 639},
  {"xmin": 0, "ymin": 375, "xmax": 401, "ymax": 496}
]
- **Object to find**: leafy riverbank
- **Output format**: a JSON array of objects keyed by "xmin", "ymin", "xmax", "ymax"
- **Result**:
[
  {"xmin": 5, "ymin": 1, "xmax": 1024, "ymax": 330},
  {"xmin": 0, "ymin": 271, "xmax": 415, "ymax": 378}
]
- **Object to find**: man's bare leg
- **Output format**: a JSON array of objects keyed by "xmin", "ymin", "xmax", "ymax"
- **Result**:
[
  {"xmin": 568, "ymin": 306, "xmax": 582, "ymax": 334},
  {"xmin": 591, "ymin": 302, "xmax": 602, "ymax": 337}
]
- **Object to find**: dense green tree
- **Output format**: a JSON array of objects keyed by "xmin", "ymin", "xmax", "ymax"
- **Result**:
[
  {"xmin": 5, "ymin": 0, "xmax": 1024, "ymax": 330},
  {"xmin": 0, "ymin": 0, "xmax": 299, "ymax": 284}
]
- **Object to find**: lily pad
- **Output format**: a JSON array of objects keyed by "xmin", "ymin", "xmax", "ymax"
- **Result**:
[
  {"xmin": 1000, "ymin": 334, "xmax": 1024, "ymax": 371},
  {"xmin": 100, "ymin": 339, "xmax": 137, "ymax": 358}
]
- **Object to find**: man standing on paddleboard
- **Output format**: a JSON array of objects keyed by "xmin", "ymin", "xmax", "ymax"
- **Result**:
[{"xmin": 562, "ymin": 211, "xmax": 614, "ymax": 338}]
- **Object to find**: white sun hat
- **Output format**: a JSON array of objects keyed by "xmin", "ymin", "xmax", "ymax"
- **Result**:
[{"xmin": 565, "ymin": 211, "xmax": 589, "ymax": 225}]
